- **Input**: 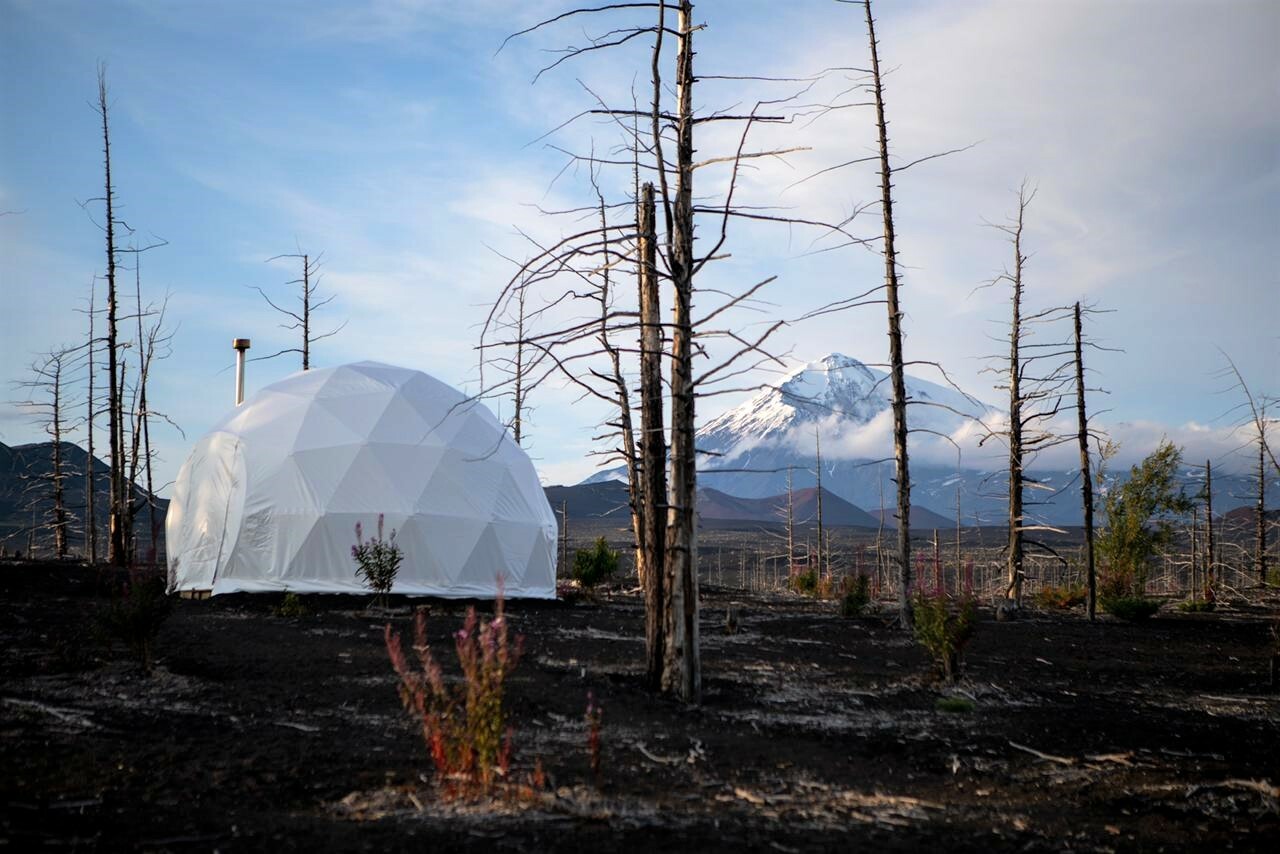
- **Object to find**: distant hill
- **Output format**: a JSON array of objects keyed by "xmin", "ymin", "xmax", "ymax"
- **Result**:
[
  {"xmin": 544, "ymin": 481, "xmax": 899, "ymax": 529},
  {"xmin": 870, "ymin": 505, "xmax": 956, "ymax": 530},
  {"xmin": 0, "ymin": 440, "xmax": 164, "ymax": 558},
  {"xmin": 697, "ymin": 485, "xmax": 879, "ymax": 527},
  {"xmin": 1222, "ymin": 505, "xmax": 1280, "ymax": 530},
  {"xmin": 542, "ymin": 480, "xmax": 632, "ymax": 521}
]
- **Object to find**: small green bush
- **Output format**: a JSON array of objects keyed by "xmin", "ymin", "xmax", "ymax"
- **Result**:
[
  {"xmin": 1266, "ymin": 568, "xmax": 1280, "ymax": 588},
  {"xmin": 1177, "ymin": 598, "xmax": 1215, "ymax": 613},
  {"xmin": 352, "ymin": 514, "xmax": 403, "ymax": 606},
  {"xmin": 840, "ymin": 574, "xmax": 871, "ymax": 617},
  {"xmin": 101, "ymin": 574, "xmax": 172, "ymax": 674},
  {"xmin": 912, "ymin": 593, "xmax": 977, "ymax": 683},
  {"xmin": 1034, "ymin": 583, "xmax": 1087, "ymax": 610},
  {"xmin": 935, "ymin": 696, "xmax": 975, "ymax": 714},
  {"xmin": 274, "ymin": 591, "xmax": 309, "ymax": 618},
  {"xmin": 1101, "ymin": 595, "xmax": 1161, "ymax": 621},
  {"xmin": 572, "ymin": 537, "xmax": 618, "ymax": 588},
  {"xmin": 790, "ymin": 569, "xmax": 818, "ymax": 595}
]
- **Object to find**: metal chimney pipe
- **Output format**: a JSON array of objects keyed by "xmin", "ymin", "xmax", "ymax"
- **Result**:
[{"xmin": 232, "ymin": 338, "xmax": 251, "ymax": 405}]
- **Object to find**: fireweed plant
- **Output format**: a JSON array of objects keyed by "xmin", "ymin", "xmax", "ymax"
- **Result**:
[
  {"xmin": 384, "ymin": 580, "xmax": 526, "ymax": 798},
  {"xmin": 585, "ymin": 690, "xmax": 603, "ymax": 781},
  {"xmin": 352, "ymin": 514, "xmax": 402, "ymax": 608}
]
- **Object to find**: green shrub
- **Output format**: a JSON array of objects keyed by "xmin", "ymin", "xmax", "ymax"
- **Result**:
[
  {"xmin": 1034, "ymin": 583, "xmax": 1087, "ymax": 610},
  {"xmin": 912, "ymin": 592, "xmax": 977, "ymax": 683},
  {"xmin": 572, "ymin": 537, "xmax": 618, "ymax": 588},
  {"xmin": 790, "ymin": 569, "xmax": 818, "ymax": 595},
  {"xmin": 100, "ymin": 574, "xmax": 172, "ymax": 674},
  {"xmin": 1266, "ymin": 568, "xmax": 1280, "ymax": 588},
  {"xmin": 1177, "ymin": 598, "xmax": 1215, "ymax": 613},
  {"xmin": 935, "ymin": 696, "xmax": 975, "ymax": 714},
  {"xmin": 1096, "ymin": 441, "xmax": 1190, "ymax": 598},
  {"xmin": 273, "ymin": 591, "xmax": 309, "ymax": 618},
  {"xmin": 1101, "ymin": 595, "xmax": 1161, "ymax": 621},
  {"xmin": 352, "ymin": 514, "xmax": 403, "ymax": 606},
  {"xmin": 840, "ymin": 574, "xmax": 871, "ymax": 617}
]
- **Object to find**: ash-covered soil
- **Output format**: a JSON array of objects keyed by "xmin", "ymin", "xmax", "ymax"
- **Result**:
[{"xmin": 2, "ymin": 562, "xmax": 1277, "ymax": 852}]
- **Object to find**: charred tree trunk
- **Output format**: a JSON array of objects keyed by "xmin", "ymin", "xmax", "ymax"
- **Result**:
[
  {"xmin": 1190, "ymin": 505, "xmax": 1199, "ymax": 599},
  {"xmin": 815, "ymin": 430, "xmax": 824, "ymax": 578},
  {"xmin": 786, "ymin": 466, "xmax": 795, "ymax": 576},
  {"xmin": 97, "ymin": 67, "xmax": 126, "ymax": 567},
  {"xmin": 1205, "ymin": 460, "xmax": 1215, "ymax": 591},
  {"xmin": 1258, "ymin": 420, "xmax": 1269, "ymax": 584},
  {"xmin": 512, "ymin": 284, "xmax": 526, "ymax": 445},
  {"xmin": 1074, "ymin": 302, "xmax": 1096, "ymax": 620},
  {"xmin": 1005, "ymin": 198, "xmax": 1027, "ymax": 607},
  {"xmin": 50, "ymin": 359, "xmax": 68, "ymax": 558},
  {"xmin": 662, "ymin": 0, "xmax": 700, "ymax": 702},
  {"xmin": 595, "ymin": 190, "xmax": 642, "ymax": 611},
  {"xmin": 85, "ymin": 281, "xmax": 98, "ymax": 564},
  {"xmin": 638, "ymin": 182, "xmax": 668, "ymax": 690},
  {"xmin": 864, "ymin": 0, "xmax": 913, "ymax": 626},
  {"xmin": 301, "ymin": 254, "xmax": 310, "ymax": 371}
]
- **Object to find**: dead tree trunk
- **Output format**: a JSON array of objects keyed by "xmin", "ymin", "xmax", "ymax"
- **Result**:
[
  {"xmin": 256, "ymin": 251, "xmax": 340, "ymax": 370},
  {"xmin": 662, "ymin": 0, "xmax": 700, "ymax": 702},
  {"xmin": 1258, "ymin": 416, "xmax": 1269, "ymax": 584},
  {"xmin": 1205, "ymin": 460, "xmax": 1215, "ymax": 591},
  {"xmin": 786, "ymin": 466, "xmax": 795, "ymax": 575},
  {"xmin": 637, "ymin": 182, "xmax": 668, "ymax": 690},
  {"xmin": 595, "ymin": 186, "xmax": 643, "ymax": 604},
  {"xmin": 1190, "ymin": 505, "xmax": 1199, "ymax": 598},
  {"xmin": 864, "ymin": 0, "xmax": 913, "ymax": 626},
  {"xmin": 1074, "ymin": 302, "xmax": 1097, "ymax": 620},
  {"xmin": 85, "ymin": 281, "xmax": 97, "ymax": 564},
  {"xmin": 1004, "ymin": 198, "xmax": 1027, "ymax": 607},
  {"xmin": 815, "ymin": 429, "xmax": 824, "ymax": 579},
  {"xmin": 97, "ymin": 67, "xmax": 126, "ymax": 567},
  {"xmin": 512, "ymin": 284, "xmax": 527, "ymax": 445}
]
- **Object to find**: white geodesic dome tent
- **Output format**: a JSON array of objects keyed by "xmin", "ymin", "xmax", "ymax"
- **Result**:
[{"xmin": 165, "ymin": 361, "xmax": 557, "ymax": 598}]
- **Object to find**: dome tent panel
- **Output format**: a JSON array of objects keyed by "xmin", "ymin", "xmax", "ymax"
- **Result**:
[
  {"xmin": 166, "ymin": 431, "xmax": 247, "ymax": 592},
  {"xmin": 311, "ymin": 388, "xmax": 397, "ymax": 440},
  {"xmin": 279, "ymin": 444, "xmax": 364, "ymax": 512},
  {"xmin": 167, "ymin": 361, "xmax": 556, "ymax": 598},
  {"xmin": 365, "ymin": 389, "xmax": 434, "ymax": 445},
  {"xmin": 289, "ymin": 400, "xmax": 370, "ymax": 453}
]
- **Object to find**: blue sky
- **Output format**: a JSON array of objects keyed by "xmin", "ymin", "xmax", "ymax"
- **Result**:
[{"xmin": 2, "ymin": 0, "xmax": 1277, "ymax": 492}]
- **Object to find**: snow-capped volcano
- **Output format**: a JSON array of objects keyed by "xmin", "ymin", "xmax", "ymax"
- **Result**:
[
  {"xmin": 580, "ymin": 354, "xmax": 1265, "ymax": 527},
  {"xmin": 698, "ymin": 353, "xmax": 998, "ymax": 460}
]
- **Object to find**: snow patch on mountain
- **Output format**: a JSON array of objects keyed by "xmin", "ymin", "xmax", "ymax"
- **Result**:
[{"xmin": 699, "ymin": 353, "xmax": 999, "ymax": 465}]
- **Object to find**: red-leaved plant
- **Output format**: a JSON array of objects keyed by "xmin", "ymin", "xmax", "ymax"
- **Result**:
[
  {"xmin": 384, "ymin": 579, "xmax": 524, "ymax": 798},
  {"xmin": 585, "ymin": 690, "xmax": 603, "ymax": 782}
]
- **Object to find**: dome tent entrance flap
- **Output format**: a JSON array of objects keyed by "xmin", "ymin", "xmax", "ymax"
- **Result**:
[{"xmin": 165, "ymin": 362, "xmax": 557, "ymax": 598}]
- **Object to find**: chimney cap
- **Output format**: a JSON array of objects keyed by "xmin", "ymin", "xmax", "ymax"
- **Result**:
[{"xmin": 232, "ymin": 338, "xmax": 252, "ymax": 351}]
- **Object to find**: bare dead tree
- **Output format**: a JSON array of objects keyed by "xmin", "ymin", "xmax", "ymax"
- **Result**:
[
  {"xmin": 84, "ymin": 278, "xmax": 98, "ymax": 563},
  {"xmin": 786, "ymin": 465, "xmax": 796, "ymax": 575},
  {"xmin": 491, "ymin": 0, "xmax": 884, "ymax": 699},
  {"xmin": 14, "ymin": 348, "xmax": 79, "ymax": 558},
  {"xmin": 976, "ymin": 184, "xmax": 1078, "ymax": 608},
  {"xmin": 253, "ymin": 251, "xmax": 345, "ymax": 370},
  {"xmin": 1074, "ymin": 301, "xmax": 1098, "ymax": 619},
  {"xmin": 862, "ymin": 0, "xmax": 914, "ymax": 626},
  {"xmin": 637, "ymin": 181, "xmax": 668, "ymax": 688},
  {"xmin": 1257, "ymin": 404, "xmax": 1270, "ymax": 584},
  {"xmin": 1204, "ymin": 459, "xmax": 1216, "ymax": 590},
  {"xmin": 814, "ymin": 428, "xmax": 825, "ymax": 578},
  {"xmin": 93, "ymin": 64, "xmax": 126, "ymax": 567}
]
